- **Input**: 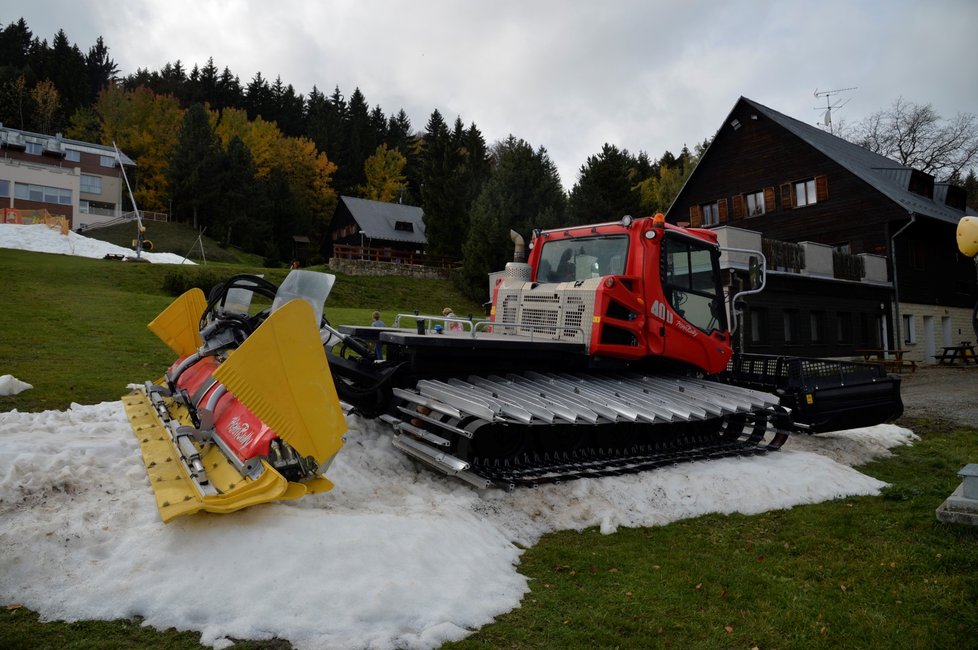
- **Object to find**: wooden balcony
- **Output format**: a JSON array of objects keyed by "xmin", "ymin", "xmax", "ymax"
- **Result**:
[{"xmin": 331, "ymin": 244, "xmax": 458, "ymax": 269}]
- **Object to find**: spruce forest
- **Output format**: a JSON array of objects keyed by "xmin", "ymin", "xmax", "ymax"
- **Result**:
[{"xmin": 0, "ymin": 17, "xmax": 704, "ymax": 298}]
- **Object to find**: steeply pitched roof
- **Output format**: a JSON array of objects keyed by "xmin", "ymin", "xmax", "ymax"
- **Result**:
[
  {"xmin": 738, "ymin": 97, "xmax": 965, "ymax": 225},
  {"xmin": 339, "ymin": 196, "xmax": 426, "ymax": 245}
]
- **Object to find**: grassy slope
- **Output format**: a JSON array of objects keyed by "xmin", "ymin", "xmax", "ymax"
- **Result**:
[
  {"xmin": 0, "ymin": 246, "xmax": 482, "ymax": 412},
  {"xmin": 1, "ymin": 243, "xmax": 976, "ymax": 649},
  {"xmin": 80, "ymin": 220, "xmax": 249, "ymax": 264}
]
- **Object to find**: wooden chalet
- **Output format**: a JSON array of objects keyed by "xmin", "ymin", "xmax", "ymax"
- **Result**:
[
  {"xmin": 669, "ymin": 97, "xmax": 977, "ymax": 363},
  {"xmin": 329, "ymin": 195, "xmax": 428, "ymax": 262}
]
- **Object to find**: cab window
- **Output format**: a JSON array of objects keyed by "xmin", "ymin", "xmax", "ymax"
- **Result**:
[
  {"xmin": 537, "ymin": 235, "xmax": 628, "ymax": 282},
  {"xmin": 661, "ymin": 233, "xmax": 726, "ymax": 333}
]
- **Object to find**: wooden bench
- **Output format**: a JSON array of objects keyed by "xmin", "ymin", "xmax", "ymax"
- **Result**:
[
  {"xmin": 934, "ymin": 343, "xmax": 977, "ymax": 366},
  {"xmin": 857, "ymin": 349, "xmax": 915, "ymax": 373},
  {"xmin": 882, "ymin": 359, "xmax": 916, "ymax": 373}
]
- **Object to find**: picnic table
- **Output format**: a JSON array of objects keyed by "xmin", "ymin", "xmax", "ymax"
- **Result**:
[
  {"xmin": 934, "ymin": 342, "xmax": 977, "ymax": 365},
  {"xmin": 856, "ymin": 349, "xmax": 916, "ymax": 373}
]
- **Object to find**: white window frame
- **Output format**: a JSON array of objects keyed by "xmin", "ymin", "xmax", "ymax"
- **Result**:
[
  {"xmin": 745, "ymin": 190, "xmax": 765, "ymax": 216},
  {"xmin": 25, "ymin": 142, "xmax": 42, "ymax": 155},
  {"xmin": 64, "ymin": 149, "xmax": 80, "ymax": 162},
  {"xmin": 14, "ymin": 182, "xmax": 71, "ymax": 205},
  {"xmin": 99, "ymin": 154, "xmax": 116, "ymax": 168},
  {"xmin": 701, "ymin": 201, "xmax": 719, "ymax": 226},
  {"xmin": 903, "ymin": 314, "xmax": 916, "ymax": 344},
  {"xmin": 795, "ymin": 179, "xmax": 817, "ymax": 206},
  {"xmin": 80, "ymin": 174, "xmax": 102, "ymax": 194}
]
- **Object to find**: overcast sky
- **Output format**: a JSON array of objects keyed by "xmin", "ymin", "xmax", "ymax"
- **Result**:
[{"xmin": 5, "ymin": 0, "xmax": 976, "ymax": 188}]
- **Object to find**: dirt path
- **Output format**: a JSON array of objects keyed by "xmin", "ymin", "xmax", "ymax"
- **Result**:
[{"xmin": 895, "ymin": 364, "xmax": 978, "ymax": 427}]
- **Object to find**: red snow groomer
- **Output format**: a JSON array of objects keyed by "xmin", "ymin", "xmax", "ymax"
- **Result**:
[
  {"xmin": 126, "ymin": 214, "xmax": 903, "ymax": 521},
  {"xmin": 333, "ymin": 214, "xmax": 903, "ymax": 488}
]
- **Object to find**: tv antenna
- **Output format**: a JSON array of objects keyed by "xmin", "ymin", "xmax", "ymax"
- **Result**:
[{"xmin": 813, "ymin": 87, "xmax": 856, "ymax": 132}]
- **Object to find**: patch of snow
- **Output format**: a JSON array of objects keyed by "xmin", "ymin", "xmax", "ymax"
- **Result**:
[
  {"xmin": 0, "ymin": 223, "xmax": 194, "ymax": 264},
  {"xmin": 0, "ymin": 401, "xmax": 915, "ymax": 649},
  {"xmin": 0, "ymin": 375, "xmax": 32, "ymax": 396}
]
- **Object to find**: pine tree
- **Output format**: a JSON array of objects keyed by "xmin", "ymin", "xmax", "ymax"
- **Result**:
[
  {"xmin": 84, "ymin": 36, "xmax": 117, "ymax": 106},
  {"xmin": 167, "ymin": 103, "xmax": 222, "ymax": 230},
  {"xmin": 420, "ymin": 109, "xmax": 454, "ymax": 256},
  {"xmin": 458, "ymin": 136, "xmax": 566, "ymax": 299},
  {"xmin": 566, "ymin": 143, "xmax": 641, "ymax": 226}
]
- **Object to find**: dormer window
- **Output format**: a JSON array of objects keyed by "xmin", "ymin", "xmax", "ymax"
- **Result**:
[{"xmin": 394, "ymin": 221, "xmax": 414, "ymax": 232}]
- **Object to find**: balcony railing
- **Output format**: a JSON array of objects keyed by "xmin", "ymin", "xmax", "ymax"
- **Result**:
[{"xmin": 331, "ymin": 244, "xmax": 458, "ymax": 269}]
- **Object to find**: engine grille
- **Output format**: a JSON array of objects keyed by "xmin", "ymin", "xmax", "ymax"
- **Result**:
[{"xmin": 495, "ymin": 279, "xmax": 598, "ymax": 345}]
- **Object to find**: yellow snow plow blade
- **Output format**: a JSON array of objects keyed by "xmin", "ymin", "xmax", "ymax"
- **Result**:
[
  {"xmin": 148, "ymin": 288, "xmax": 207, "ymax": 357},
  {"xmin": 123, "ymin": 297, "xmax": 344, "ymax": 523},
  {"xmin": 213, "ymin": 299, "xmax": 347, "ymax": 464}
]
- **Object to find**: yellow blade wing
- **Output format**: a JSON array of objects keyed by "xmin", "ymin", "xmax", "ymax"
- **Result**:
[
  {"xmin": 212, "ymin": 299, "xmax": 346, "ymax": 464},
  {"xmin": 148, "ymin": 288, "xmax": 207, "ymax": 357}
]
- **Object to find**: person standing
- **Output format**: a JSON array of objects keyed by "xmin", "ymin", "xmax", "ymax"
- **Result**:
[
  {"xmin": 371, "ymin": 311, "xmax": 385, "ymax": 359},
  {"xmin": 442, "ymin": 307, "xmax": 462, "ymax": 332}
]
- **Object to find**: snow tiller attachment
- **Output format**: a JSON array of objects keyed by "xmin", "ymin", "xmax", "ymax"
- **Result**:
[{"xmin": 123, "ymin": 271, "xmax": 347, "ymax": 523}]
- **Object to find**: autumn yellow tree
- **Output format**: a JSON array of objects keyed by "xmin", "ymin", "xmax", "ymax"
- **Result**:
[
  {"xmin": 30, "ymin": 80, "xmax": 60, "ymax": 134},
  {"xmin": 357, "ymin": 144, "xmax": 408, "ymax": 202},
  {"xmin": 274, "ymin": 135, "xmax": 339, "ymax": 248},
  {"xmin": 214, "ymin": 107, "xmax": 279, "ymax": 180},
  {"xmin": 93, "ymin": 85, "xmax": 183, "ymax": 211}
]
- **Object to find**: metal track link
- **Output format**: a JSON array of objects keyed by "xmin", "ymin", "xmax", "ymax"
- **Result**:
[{"xmin": 386, "ymin": 371, "xmax": 788, "ymax": 488}]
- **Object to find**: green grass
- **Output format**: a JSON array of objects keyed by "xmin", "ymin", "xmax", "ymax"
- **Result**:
[
  {"xmin": 2, "ymin": 245, "xmax": 977, "ymax": 649},
  {"xmin": 444, "ymin": 418, "xmax": 978, "ymax": 650},
  {"xmin": 0, "ymin": 246, "xmax": 481, "ymax": 413},
  {"xmin": 81, "ymin": 220, "xmax": 252, "ymax": 265}
]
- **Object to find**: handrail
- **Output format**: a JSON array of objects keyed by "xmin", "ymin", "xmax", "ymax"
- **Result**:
[{"xmin": 391, "ymin": 312, "xmax": 586, "ymax": 343}]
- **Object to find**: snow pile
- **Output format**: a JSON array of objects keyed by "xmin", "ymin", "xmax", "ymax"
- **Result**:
[
  {"xmin": 0, "ymin": 223, "xmax": 193, "ymax": 264},
  {"xmin": 0, "ymin": 375, "xmax": 32, "ymax": 396},
  {"xmin": 0, "ymin": 400, "xmax": 916, "ymax": 650}
]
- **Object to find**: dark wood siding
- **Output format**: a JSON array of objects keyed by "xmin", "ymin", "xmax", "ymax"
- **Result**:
[{"xmin": 668, "ymin": 100, "xmax": 901, "ymax": 256}]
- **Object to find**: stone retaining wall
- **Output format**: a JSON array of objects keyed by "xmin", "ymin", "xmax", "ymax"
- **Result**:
[{"xmin": 328, "ymin": 257, "xmax": 452, "ymax": 280}]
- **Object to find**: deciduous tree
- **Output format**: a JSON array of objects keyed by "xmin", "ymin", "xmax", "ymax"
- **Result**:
[
  {"xmin": 358, "ymin": 144, "xmax": 407, "ymax": 202},
  {"xmin": 29, "ymin": 79, "xmax": 59, "ymax": 134},
  {"xmin": 850, "ymin": 97, "xmax": 978, "ymax": 182}
]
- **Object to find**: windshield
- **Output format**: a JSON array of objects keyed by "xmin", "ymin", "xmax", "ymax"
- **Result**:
[
  {"xmin": 537, "ymin": 235, "xmax": 629, "ymax": 282},
  {"xmin": 660, "ymin": 233, "xmax": 727, "ymax": 334}
]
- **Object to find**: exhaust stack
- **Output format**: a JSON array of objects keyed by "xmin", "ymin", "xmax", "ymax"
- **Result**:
[
  {"xmin": 510, "ymin": 230, "xmax": 526, "ymax": 262},
  {"xmin": 506, "ymin": 230, "xmax": 531, "ymax": 282}
]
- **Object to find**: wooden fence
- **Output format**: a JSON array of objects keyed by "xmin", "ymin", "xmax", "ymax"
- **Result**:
[{"xmin": 331, "ymin": 244, "xmax": 458, "ymax": 269}]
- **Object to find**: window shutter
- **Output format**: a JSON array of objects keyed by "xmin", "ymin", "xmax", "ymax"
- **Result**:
[
  {"xmin": 718, "ymin": 197, "xmax": 729, "ymax": 223},
  {"xmin": 815, "ymin": 175, "xmax": 829, "ymax": 202},
  {"xmin": 780, "ymin": 183, "xmax": 794, "ymax": 209},
  {"xmin": 732, "ymin": 195, "xmax": 744, "ymax": 219},
  {"xmin": 764, "ymin": 187, "xmax": 776, "ymax": 212},
  {"xmin": 689, "ymin": 205, "xmax": 702, "ymax": 227}
]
